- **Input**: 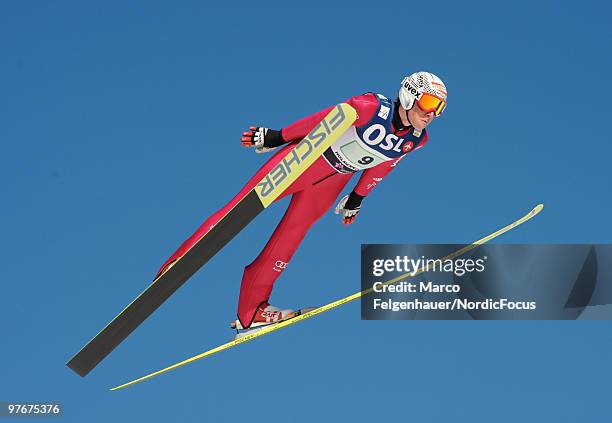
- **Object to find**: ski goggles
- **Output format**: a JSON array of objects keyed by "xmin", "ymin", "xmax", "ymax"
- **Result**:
[{"xmin": 416, "ymin": 93, "xmax": 447, "ymax": 116}]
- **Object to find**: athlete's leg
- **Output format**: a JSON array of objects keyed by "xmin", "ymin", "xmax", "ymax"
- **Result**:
[
  {"xmin": 236, "ymin": 170, "xmax": 353, "ymax": 328},
  {"xmin": 154, "ymin": 144, "xmax": 300, "ymax": 279}
]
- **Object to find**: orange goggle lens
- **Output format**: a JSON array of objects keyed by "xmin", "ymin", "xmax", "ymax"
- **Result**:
[{"xmin": 417, "ymin": 93, "xmax": 447, "ymax": 116}]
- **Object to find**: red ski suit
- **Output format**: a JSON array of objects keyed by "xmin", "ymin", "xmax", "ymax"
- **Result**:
[{"xmin": 157, "ymin": 93, "xmax": 429, "ymax": 328}]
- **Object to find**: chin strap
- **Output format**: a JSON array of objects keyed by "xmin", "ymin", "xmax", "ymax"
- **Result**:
[
  {"xmin": 393, "ymin": 99, "xmax": 411, "ymax": 131},
  {"xmin": 393, "ymin": 100, "xmax": 422, "ymax": 136}
]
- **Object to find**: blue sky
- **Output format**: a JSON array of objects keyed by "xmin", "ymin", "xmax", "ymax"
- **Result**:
[{"xmin": 1, "ymin": 0, "xmax": 611, "ymax": 421}]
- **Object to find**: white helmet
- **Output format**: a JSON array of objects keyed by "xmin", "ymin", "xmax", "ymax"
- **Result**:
[{"xmin": 398, "ymin": 71, "xmax": 448, "ymax": 111}]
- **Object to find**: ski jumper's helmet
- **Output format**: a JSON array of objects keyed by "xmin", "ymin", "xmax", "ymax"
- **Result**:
[{"xmin": 398, "ymin": 71, "xmax": 448, "ymax": 116}]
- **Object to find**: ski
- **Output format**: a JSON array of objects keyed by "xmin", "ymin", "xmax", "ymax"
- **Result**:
[
  {"xmin": 110, "ymin": 204, "xmax": 544, "ymax": 390},
  {"xmin": 67, "ymin": 103, "xmax": 358, "ymax": 377}
]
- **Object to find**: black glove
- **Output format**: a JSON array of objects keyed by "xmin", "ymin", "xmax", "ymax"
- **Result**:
[
  {"xmin": 334, "ymin": 191, "xmax": 365, "ymax": 225},
  {"xmin": 241, "ymin": 126, "xmax": 285, "ymax": 154}
]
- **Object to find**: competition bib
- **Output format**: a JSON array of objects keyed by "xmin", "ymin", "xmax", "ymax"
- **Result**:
[
  {"xmin": 329, "ymin": 127, "xmax": 388, "ymax": 171},
  {"xmin": 322, "ymin": 93, "xmax": 427, "ymax": 173}
]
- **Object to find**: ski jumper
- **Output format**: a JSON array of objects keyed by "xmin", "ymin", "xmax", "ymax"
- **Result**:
[{"xmin": 155, "ymin": 93, "xmax": 429, "ymax": 328}]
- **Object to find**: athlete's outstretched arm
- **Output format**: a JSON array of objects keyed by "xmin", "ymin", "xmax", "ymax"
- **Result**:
[
  {"xmin": 282, "ymin": 94, "xmax": 378, "ymax": 141},
  {"xmin": 353, "ymin": 156, "xmax": 405, "ymax": 197},
  {"xmin": 241, "ymin": 94, "xmax": 380, "ymax": 153},
  {"xmin": 334, "ymin": 158, "xmax": 405, "ymax": 225}
]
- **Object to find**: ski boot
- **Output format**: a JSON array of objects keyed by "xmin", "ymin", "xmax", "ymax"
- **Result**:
[{"xmin": 231, "ymin": 302, "xmax": 316, "ymax": 340}]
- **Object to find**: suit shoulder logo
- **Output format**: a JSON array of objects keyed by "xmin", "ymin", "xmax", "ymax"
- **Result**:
[{"xmin": 378, "ymin": 105, "xmax": 390, "ymax": 119}]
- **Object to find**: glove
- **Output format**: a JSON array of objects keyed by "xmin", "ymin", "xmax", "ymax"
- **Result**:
[
  {"xmin": 334, "ymin": 191, "xmax": 365, "ymax": 225},
  {"xmin": 241, "ymin": 126, "xmax": 285, "ymax": 154}
]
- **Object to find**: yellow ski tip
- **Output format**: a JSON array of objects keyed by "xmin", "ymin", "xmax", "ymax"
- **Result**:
[{"xmin": 529, "ymin": 203, "xmax": 544, "ymax": 218}]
